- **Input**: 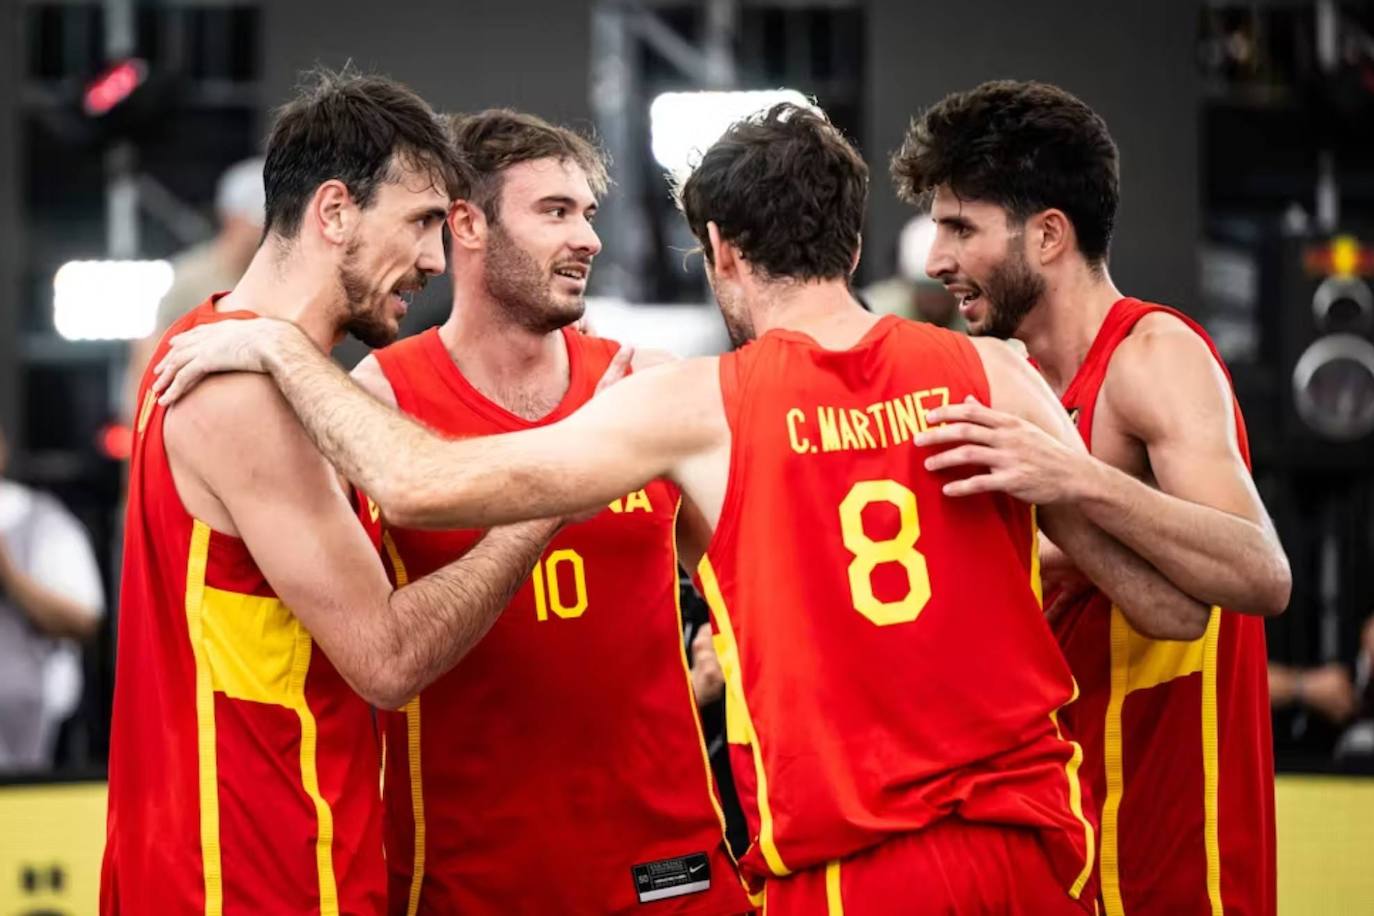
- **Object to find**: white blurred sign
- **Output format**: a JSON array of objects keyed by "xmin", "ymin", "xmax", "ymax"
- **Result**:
[{"xmin": 53, "ymin": 259, "xmax": 173, "ymax": 341}]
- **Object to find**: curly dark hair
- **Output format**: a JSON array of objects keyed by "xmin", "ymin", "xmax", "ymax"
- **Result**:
[
  {"xmin": 676, "ymin": 102, "xmax": 868, "ymax": 282},
  {"xmin": 446, "ymin": 109, "xmax": 610, "ymax": 223},
  {"xmin": 890, "ymin": 80, "xmax": 1119, "ymax": 265},
  {"xmin": 263, "ymin": 67, "xmax": 466, "ymax": 239}
]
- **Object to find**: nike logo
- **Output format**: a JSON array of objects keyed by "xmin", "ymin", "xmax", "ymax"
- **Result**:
[{"xmin": 689, "ymin": 862, "xmax": 706, "ymax": 875}]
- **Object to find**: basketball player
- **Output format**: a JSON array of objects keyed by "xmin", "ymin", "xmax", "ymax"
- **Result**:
[
  {"xmin": 153, "ymin": 104, "xmax": 1210, "ymax": 912},
  {"xmin": 102, "ymin": 72, "xmax": 575, "ymax": 914},
  {"xmin": 350, "ymin": 109, "xmax": 748, "ymax": 914},
  {"xmin": 891, "ymin": 80, "xmax": 1292, "ymax": 914}
]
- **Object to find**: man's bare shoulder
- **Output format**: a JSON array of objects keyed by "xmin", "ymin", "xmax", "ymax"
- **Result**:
[
  {"xmin": 351, "ymin": 353, "xmax": 398, "ymax": 407},
  {"xmin": 164, "ymin": 371, "xmax": 324, "ymax": 472},
  {"xmin": 1104, "ymin": 310, "xmax": 1233, "ymax": 438},
  {"xmin": 587, "ymin": 354, "xmax": 725, "ymax": 443},
  {"xmin": 631, "ymin": 353, "xmax": 719, "ymax": 389},
  {"xmin": 630, "ymin": 347, "xmax": 679, "ymax": 371}
]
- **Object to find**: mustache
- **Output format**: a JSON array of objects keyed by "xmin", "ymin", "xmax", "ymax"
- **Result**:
[{"xmin": 393, "ymin": 272, "xmax": 429, "ymax": 295}]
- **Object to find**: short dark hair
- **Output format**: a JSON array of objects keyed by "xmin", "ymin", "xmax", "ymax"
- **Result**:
[
  {"xmin": 446, "ymin": 109, "xmax": 609, "ymax": 222},
  {"xmin": 676, "ymin": 102, "xmax": 868, "ymax": 283},
  {"xmin": 891, "ymin": 80, "xmax": 1119, "ymax": 265},
  {"xmin": 263, "ymin": 67, "xmax": 466, "ymax": 238}
]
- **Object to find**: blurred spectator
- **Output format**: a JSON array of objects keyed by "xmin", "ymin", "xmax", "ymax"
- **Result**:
[
  {"xmin": 1334, "ymin": 615, "xmax": 1374, "ymax": 759},
  {"xmin": 1270, "ymin": 613, "xmax": 1374, "ymax": 762},
  {"xmin": 689, "ymin": 622, "xmax": 725, "ymax": 707},
  {"xmin": 0, "ymin": 424, "xmax": 104, "ymax": 772},
  {"xmin": 861, "ymin": 215, "xmax": 966, "ymax": 331},
  {"xmin": 123, "ymin": 156, "xmax": 265, "ymax": 421}
]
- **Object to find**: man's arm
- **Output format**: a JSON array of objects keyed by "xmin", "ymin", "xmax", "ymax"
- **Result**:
[
  {"xmin": 920, "ymin": 338, "xmax": 1213, "ymax": 640},
  {"xmin": 165, "ymin": 372, "xmax": 558, "ymax": 710},
  {"xmin": 0, "ymin": 530, "xmax": 100, "ymax": 640},
  {"xmin": 1075, "ymin": 321, "xmax": 1291, "ymax": 616},
  {"xmin": 155, "ymin": 318, "xmax": 722, "ymax": 530}
]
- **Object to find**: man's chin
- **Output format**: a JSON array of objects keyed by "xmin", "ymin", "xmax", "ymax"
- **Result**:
[
  {"xmin": 547, "ymin": 297, "xmax": 587, "ymax": 329},
  {"xmin": 347, "ymin": 317, "xmax": 400, "ymax": 349}
]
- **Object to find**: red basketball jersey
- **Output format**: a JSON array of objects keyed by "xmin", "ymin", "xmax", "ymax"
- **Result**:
[
  {"xmin": 1050, "ymin": 298, "xmax": 1276, "ymax": 916},
  {"xmin": 369, "ymin": 327, "xmax": 748, "ymax": 915},
  {"xmin": 698, "ymin": 315, "xmax": 1096, "ymax": 904},
  {"xmin": 102, "ymin": 297, "xmax": 386, "ymax": 915}
]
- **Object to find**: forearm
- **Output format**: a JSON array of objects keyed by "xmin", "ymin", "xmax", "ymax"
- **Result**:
[
  {"xmin": 261, "ymin": 330, "xmax": 464, "ymax": 520},
  {"xmin": 1073, "ymin": 459, "xmax": 1288, "ymax": 615},
  {"xmin": 2, "ymin": 570, "xmax": 99, "ymax": 640},
  {"xmin": 1038, "ymin": 504, "xmax": 1212, "ymax": 641},
  {"xmin": 370, "ymin": 519, "xmax": 558, "ymax": 707}
]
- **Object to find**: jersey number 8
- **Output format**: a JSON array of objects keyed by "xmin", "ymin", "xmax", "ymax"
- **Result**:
[{"xmin": 838, "ymin": 480, "xmax": 931, "ymax": 626}]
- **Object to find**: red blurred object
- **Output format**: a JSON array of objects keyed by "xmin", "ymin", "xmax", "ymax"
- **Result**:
[
  {"xmin": 83, "ymin": 59, "xmax": 148, "ymax": 117},
  {"xmin": 100, "ymin": 422, "xmax": 134, "ymax": 460}
]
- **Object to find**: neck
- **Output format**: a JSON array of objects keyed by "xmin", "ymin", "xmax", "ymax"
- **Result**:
[
  {"xmin": 1013, "ymin": 263, "xmax": 1124, "ymax": 394},
  {"xmin": 749, "ymin": 278, "xmax": 875, "ymax": 348},
  {"xmin": 437, "ymin": 277, "xmax": 570, "ymax": 403},
  {"xmin": 217, "ymin": 239, "xmax": 345, "ymax": 352}
]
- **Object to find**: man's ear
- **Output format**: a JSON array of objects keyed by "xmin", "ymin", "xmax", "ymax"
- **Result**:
[
  {"xmin": 308, "ymin": 179, "xmax": 355, "ymax": 245},
  {"xmin": 707, "ymin": 221, "xmax": 740, "ymax": 279},
  {"xmin": 448, "ymin": 200, "xmax": 487, "ymax": 251},
  {"xmin": 1031, "ymin": 208, "xmax": 1073, "ymax": 266}
]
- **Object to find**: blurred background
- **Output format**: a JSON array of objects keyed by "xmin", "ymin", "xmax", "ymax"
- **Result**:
[{"xmin": 1, "ymin": 0, "xmax": 1373, "ymax": 911}]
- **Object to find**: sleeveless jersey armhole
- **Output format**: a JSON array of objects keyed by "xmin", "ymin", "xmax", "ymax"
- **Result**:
[
  {"xmin": 372, "ymin": 335, "xmax": 428, "ymax": 417},
  {"xmin": 702, "ymin": 348, "xmax": 753, "ymax": 564}
]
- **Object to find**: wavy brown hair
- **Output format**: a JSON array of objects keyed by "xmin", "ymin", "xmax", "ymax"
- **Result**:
[
  {"xmin": 446, "ymin": 109, "xmax": 609, "ymax": 223},
  {"xmin": 263, "ymin": 67, "xmax": 466, "ymax": 239},
  {"xmin": 676, "ymin": 102, "xmax": 868, "ymax": 282},
  {"xmin": 891, "ymin": 80, "xmax": 1119, "ymax": 265}
]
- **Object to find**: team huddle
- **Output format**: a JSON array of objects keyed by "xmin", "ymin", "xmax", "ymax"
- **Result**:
[{"xmin": 101, "ymin": 70, "xmax": 1291, "ymax": 915}]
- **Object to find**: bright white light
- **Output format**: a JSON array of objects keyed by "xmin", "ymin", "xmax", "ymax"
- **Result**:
[
  {"xmin": 53, "ymin": 259, "xmax": 174, "ymax": 341},
  {"xmin": 650, "ymin": 89, "xmax": 815, "ymax": 178}
]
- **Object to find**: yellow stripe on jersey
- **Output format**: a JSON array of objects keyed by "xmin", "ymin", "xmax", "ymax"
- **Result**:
[
  {"xmin": 713, "ymin": 634, "xmax": 750, "ymax": 746},
  {"xmin": 1029, "ymin": 506, "xmax": 1043, "ymax": 608},
  {"xmin": 1201, "ymin": 609, "xmax": 1223, "ymax": 916},
  {"xmin": 825, "ymin": 860, "xmax": 844, "ymax": 915},
  {"xmin": 667, "ymin": 500, "xmax": 749, "ymax": 891},
  {"xmin": 197, "ymin": 576, "xmax": 340, "ymax": 912},
  {"xmin": 403, "ymin": 698, "xmax": 425, "ymax": 916},
  {"xmin": 288, "ymin": 630, "xmax": 339, "ymax": 915},
  {"xmin": 136, "ymin": 389, "xmax": 156, "ymax": 436},
  {"xmin": 184, "ymin": 521, "xmax": 222, "ymax": 916},
  {"xmin": 698, "ymin": 555, "xmax": 790, "ymax": 876},
  {"xmin": 1100, "ymin": 605, "xmax": 1223, "ymax": 916},
  {"xmin": 1050, "ymin": 680, "xmax": 1095, "ymax": 900},
  {"xmin": 382, "ymin": 532, "xmax": 428, "ymax": 916}
]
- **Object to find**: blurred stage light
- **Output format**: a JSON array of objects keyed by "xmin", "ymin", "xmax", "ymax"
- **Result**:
[
  {"xmin": 53, "ymin": 259, "xmax": 173, "ymax": 341},
  {"xmin": 99, "ymin": 422, "xmax": 134, "ymax": 461},
  {"xmin": 649, "ymin": 89, "xmax": 814, "ymax": 178},
  {"xmin": 83, "ymin": 58, "xmax": 148, "ymax": 117}
]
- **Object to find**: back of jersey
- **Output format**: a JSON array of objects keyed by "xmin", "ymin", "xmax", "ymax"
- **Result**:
[{"xmin": 699, "ymin": 315, "xmax": 1095, "ymax": 898}]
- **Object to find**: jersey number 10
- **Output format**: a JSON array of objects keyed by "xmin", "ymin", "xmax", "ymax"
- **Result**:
[
  {"xmin": 532, "ymin": 548, "xmax": 589, "ymax": 621},
  {"xmin": 839, "ymin": 479, "xmax": 931, "ymax": 626}
]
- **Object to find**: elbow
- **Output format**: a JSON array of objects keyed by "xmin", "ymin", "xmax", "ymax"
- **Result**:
[
  {"xmin": 350, "ymin": 666, "xmax": 418, "ymax": 712},
  {"xmin": 1171, "ymin": 608, "xmax": 1211, "ymax": 642},
  {"xmin": 1254, "ymin": 556, "xmax": 1292, "ymax": 618},
  {"xmin": 69, "ymin": 610, "xmax": 101, "ymax": 642},
  {"xmin": 342, "ymin": 632, "xmax": 421, "ymax": 710},
  {"xmin": 1126, "ymin": 598, "xmax": 1211, "ymax": 642},
  {"xmin": 372, "ymin": 475, "xmax": 438, "ymax": 530},
  {"xmin": 1158, "ymin": 603, "xmax": 1211, "ymax": 642}
]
